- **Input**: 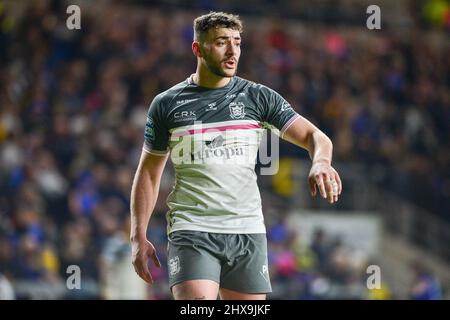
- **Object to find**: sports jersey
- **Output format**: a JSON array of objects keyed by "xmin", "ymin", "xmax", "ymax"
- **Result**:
[{"xmin": 144, "ymin": 75, "xmax": 299, "ymax": 234}]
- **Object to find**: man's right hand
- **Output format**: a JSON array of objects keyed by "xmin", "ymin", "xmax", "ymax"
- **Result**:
[{"xmin": 131, "ymin": 237, "xmax": 161, "ymax": 284}]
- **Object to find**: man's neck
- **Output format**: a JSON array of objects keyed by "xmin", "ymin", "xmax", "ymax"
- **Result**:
[{"xmin": 193, "ymin": 66, "xmax": 232, "ymax": 89}]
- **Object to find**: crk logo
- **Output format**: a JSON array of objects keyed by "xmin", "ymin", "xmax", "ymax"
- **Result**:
[
  {"xmin": 169, "ymin": 256, "xmax": 180, "ymax": 276},
  {"xmin": 174, "ymin": 111, "xmax": 196, "ymax": 118},
  {"xmin": 205, "ymin": 135, "xmax": 224, "ymax": 149},
  {"xmin": 229, "ymin": 102, "xmax": 245, "ymax": 119},
  {"xmin": 174, "ymin": 110, "xmax": 197, "ymax": 122}
]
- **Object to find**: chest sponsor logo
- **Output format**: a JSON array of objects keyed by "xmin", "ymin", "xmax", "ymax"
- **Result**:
[
  {"xmin": 229, "ymin": 102, "xmax": 246, "ymax": 119},
  {"xmin": 205, "ymin": 135, "xmax": 224, "ymax": 148},
  {"xmin": 174, "ymin": 111, "xmax": 197, "ymax": 122},
  {"xmin": 191, "ymin": 135, "xmax": 244, "ymax": 161}
]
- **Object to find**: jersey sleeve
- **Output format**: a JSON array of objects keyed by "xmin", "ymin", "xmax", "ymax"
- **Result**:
[
  {"xmin": 143, "ymin": 94, "xmax": 170, "ymax": 155},
  {"xmin": 256, "ymin": 85, "xmax": 300, "ymax": 137}
]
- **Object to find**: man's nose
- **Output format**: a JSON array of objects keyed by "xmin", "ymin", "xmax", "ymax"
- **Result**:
[{"xmin": 226, "ymin": 43, "xmax": 237, "ymax": 56}]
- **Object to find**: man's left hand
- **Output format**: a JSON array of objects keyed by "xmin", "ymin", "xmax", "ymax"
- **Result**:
[{"xmin": 308, "ymin": 161, "xmax": 342, "ymax": 204}]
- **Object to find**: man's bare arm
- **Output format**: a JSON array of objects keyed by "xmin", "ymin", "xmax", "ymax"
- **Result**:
[
  {"xmin": 130, "ymin": 150, "xmax": 169, "ymax": 283},
  {"xmin": 282, "ymin": 115, "xmax": 342, "ymax": 204}
]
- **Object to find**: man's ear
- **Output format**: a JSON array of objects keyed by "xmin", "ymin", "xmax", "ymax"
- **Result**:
[{"xmin": 192, "ymin": 41, "xmax": 203, "ymax": 58}]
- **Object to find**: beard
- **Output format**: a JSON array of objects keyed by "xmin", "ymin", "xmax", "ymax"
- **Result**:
[{"xmin": 204, "ymin": 57, "xmax": 237, "ymax": 78}]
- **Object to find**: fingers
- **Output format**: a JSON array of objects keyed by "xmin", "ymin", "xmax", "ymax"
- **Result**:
[
  {"xmin": 311, "ymin": 167, "xmax": 342, "ymax": 204},
  {"xmin": 328, "ymin": 174, "xmax": 340, "ymax": 204},
  {"xmin": 314, "ymin": 173, "xmax": 327, "ymax": 199},
  {"xmin": 332, "ymin": 187, "xmax": 338, "ymax": 203},
  {"xmin": 132, "ymin": 244, "xmax": 161, "ymax": 284},
  {"xmin": 323, "ymin": 174, "xmax": 335, "ymax": 204},
  {"xmin": 309, "ymin": 177, "xmax": 317, "ymax": 197},
  {"xmin": 133, "ymin": 257, "xmax": 153, "ymax": 284},
  {"xmin": 334, "ymin": 171, "xmax": 342, "ymax": 195},
  {"xmin": 323, "ymin": 173, "xmax": 333, "ymax": 195},
  {"xmin": 149, "ymin": 250, "xmax": 161, "ymax": 268}
]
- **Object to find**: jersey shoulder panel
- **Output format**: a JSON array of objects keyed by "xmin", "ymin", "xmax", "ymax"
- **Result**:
[
  {"xmin": 143, "ymin": 79, "xmax": 191, "ymax": 154},
  {"xmin": 155, "ymin": 79, "xmax": 192, "ymax": 112},
  {"xmin": 242, "ymin": 79, "xmax": 299, "ymax": 134}
]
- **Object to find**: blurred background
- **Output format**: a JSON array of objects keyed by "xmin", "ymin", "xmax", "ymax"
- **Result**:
[{"xmin": 0, "ymin": 0, "xmax": 448, "ymax": 300}]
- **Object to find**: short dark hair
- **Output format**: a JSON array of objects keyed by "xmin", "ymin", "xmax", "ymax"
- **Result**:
[{"xmin": 193, "ymin": 12, "xmax": 243, "ymax": 42}]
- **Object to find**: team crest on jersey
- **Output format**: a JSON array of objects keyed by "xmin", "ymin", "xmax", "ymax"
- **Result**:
[
  {"xmin": 169, "ymin": 256, "xmax": 180, "ymax": 276},
  {"xmin": 229, "ymin": 102, "xmax": 246, "ymax": 119}
]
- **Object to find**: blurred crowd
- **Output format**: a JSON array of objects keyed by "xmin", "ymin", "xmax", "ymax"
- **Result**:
[
  {"xmin": 266, "ymin": 218, "xmax": 388, "ymax": 300},
  {"xmin": 0, "ymin": 1, "xmax": 448, "ymax": 299}
]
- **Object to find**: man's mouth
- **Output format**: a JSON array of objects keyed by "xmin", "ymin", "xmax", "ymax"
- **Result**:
[{"xmin": 224, "ymin": 60, "xmax": 236, "ymax": 68}]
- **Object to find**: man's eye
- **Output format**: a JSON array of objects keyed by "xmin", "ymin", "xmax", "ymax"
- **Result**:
[
  {"xmin": 217, "ymin": 42, "xmax": 225, "ymax": 45},
  {"xmin": 235, "ymin": 43, "xmax": 241, "ymax": 47}
]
